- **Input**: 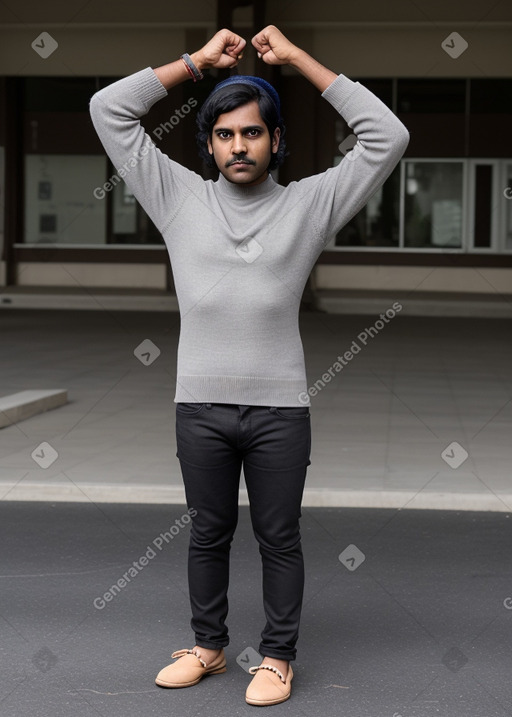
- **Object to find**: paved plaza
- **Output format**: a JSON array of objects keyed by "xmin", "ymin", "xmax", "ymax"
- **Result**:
[
  {"xmin": 1, "ymin": 308, "xmax": 511, "ymax": 716},
  {"xmin": 1, "ymin": 308, "xmax": 511, "ymax": 510}
]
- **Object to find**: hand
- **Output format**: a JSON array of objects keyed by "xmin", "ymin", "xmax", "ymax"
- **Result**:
[
  {"xmin": 251, "ymin": 25, "xmax": 300, "ymax": 66},
  {"xmin": 194, "ymin": 29, "xmax": 246, "ymax": 70}
]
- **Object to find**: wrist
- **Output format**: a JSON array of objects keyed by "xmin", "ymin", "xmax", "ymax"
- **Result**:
[
  {"xmin": 180, "ymin": 52, "xmax": 204, "ymax": 82},
  {"xmin": 190, "ymin": 50, "xmax": 206, "ymax": 72},
  {"xmin": 287, "ymin": 46, "xmax": 308, "ymax": 71}
]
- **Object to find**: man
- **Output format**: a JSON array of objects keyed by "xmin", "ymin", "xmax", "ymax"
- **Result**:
[{"xmin": 90, "ymin": 25, "xmax": 409, "ymax": 707}]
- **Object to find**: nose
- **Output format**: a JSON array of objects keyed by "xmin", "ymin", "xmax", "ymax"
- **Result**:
[{"xmin": 231, "ymin": 132, "xmax": 247, "ymax": 155}]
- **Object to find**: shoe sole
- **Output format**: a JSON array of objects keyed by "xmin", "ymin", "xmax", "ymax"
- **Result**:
[
  {"xmin": 155, "ymin": 665, "xmax": 227, "ymax": 688},
  {"xmin": 246, "ymin": 693, "xmax": 291, "ymax": 706}
]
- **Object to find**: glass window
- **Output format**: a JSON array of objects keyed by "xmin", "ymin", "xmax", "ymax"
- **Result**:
[
  {"xmin": 403, "ymin": 161, "xmax": 464, "ymax": 248},
  {"xmin": 473, "ymin": 164, "xmax": 493, "ymax": 248},
  {"xmin": 335, "ymin": 164, "xmax": 400, "ymax": 247},
  {"xmin": 110, "ymin": 180, "xmax": 163, "ymax": 245},
  {"xmin": 505, "ymin": 163, "xmax": 512, "ymax": 251},
  {"xmin": 21, "ymin": 76, "xmax": 164, "ymax": 246},
  {"xmin": 24, "ymin": 154, "xmax": 107, "ymax": 244},
  {"xmin": 112, "ymin": 181, "xmax": 137, "ymax": 236}
]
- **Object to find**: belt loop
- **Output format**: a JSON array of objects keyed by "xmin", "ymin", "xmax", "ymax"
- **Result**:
[
  {"xmin": 206, "ymin": 403, "xmax": 212, "ymax": 409},
  {"xmin": 269, "ymin": 406, "xmax": 277, "ymax": 413}
]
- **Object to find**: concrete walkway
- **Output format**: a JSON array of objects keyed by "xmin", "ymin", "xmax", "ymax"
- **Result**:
[{"xmin": 1, "ymin": 308, "xmax": 511, "ymax": 510}]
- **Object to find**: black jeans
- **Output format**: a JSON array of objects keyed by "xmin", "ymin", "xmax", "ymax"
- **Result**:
[{"xmin": 175, "ymin": 402, "xmax": 311, "ymax": 662}]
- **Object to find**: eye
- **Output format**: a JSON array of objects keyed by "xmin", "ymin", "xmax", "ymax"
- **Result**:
[
  {"xmin": 246, "ymin": 129, "xmax": 262, "ymax": 137},
  {"xmin": 217, "ymin": 131, "xmax": 231, "ymax": 139}
]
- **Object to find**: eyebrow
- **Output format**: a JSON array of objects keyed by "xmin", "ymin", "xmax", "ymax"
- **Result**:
[{"xmin": 214, "ymin": 125, "xmax": 266, "ymax": 134}]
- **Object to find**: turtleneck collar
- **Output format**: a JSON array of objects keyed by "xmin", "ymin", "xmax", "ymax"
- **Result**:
[{"xmin": 215, "ymin": 171, "xmax": 278, "ymax": 200}]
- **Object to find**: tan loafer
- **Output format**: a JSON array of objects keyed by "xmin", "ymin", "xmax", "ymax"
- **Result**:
[
  {"xmin": 155, "ymin": 648, "xmax": 226, "ymax": 688},
  {"xmin": 245, "ymin": 663, "xmax": 293, "ymax": 706}
]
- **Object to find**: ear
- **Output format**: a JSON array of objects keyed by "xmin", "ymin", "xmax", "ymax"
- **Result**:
[
  {"xmin": 207, "ymin": 134, "xmax": 213, "ymax": 155},
  {"xmin": 271, "ymin": 127, "xmax": 280, "ymax": 154}
]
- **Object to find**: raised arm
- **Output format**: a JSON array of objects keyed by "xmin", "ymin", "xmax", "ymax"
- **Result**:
[
  {"xmin": 153, "ymin": 29, "xmax": 246, "ymax": 90},
  {"xmin": 89, "ymin": 29, "xmax": 246, "ymax": 233},
  {"xmin": 252, "ymin": 24, "xmax": 409, "ymax": 244},
  {"xmin": 251, "ymin": 25, "xmax": 337, "ymax": 92}
]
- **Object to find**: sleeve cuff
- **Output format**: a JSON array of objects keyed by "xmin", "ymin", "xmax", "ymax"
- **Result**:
[
  {"xmin": 128, "ymin": 67, "xmax": 169, "ymax": 111},
  {"xmin": 321, "ymin": 73, "xmax": 361, "ymax": 114},
  {"xmin": 92, "ymin": 66, "xmax": 169, "ymax": 115}
]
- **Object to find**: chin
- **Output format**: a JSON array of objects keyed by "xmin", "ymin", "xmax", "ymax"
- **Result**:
[{"xmin": 225, "ymin": 169, "xmax": 268, "ymax": 186}]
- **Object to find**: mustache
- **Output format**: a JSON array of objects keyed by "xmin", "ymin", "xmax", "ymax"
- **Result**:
[{"xmin": 226, "ymin": 156, "xmax": 256, "ymax": 167}]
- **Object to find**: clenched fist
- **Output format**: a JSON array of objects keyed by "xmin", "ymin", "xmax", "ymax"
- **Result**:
[
  {"xmin": 195, "ymin": 29, "xmax": 246, "ymax": 70},
  {"xmin": 252, "ymin": 25, "xmax": 299, "ymax": 66}
]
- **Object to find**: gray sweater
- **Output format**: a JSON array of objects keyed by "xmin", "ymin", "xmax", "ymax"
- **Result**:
[{"xmin": 89, "ymin": 67, "xmax": 409, "ymax": 406}]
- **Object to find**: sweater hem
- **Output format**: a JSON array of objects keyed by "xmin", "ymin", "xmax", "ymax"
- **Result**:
[{"xmin": 174, "ymin": 375, "xmax": 310, "ymax": 407}]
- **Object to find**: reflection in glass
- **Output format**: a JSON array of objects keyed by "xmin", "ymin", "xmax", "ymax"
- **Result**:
[
  {"xmin": 112, "ymin": 181, "xmax": 137, "ymax": 237},
  {"xmin": 335, "ymin": 164, "xmax": 400, "ymax": 247},
  {"xmin": 24, "ymin": 154, "xmax": 106, "ymax": 244},
  {"xmin": 404, "ymin": 161, "xmax": 463, "ymax": 248}
]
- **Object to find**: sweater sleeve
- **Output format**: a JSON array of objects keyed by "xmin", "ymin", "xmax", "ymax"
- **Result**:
[
  {"xmin": 298, "ymin": 74, "xmax": 410, "ymax": 247},
  {"xmin": 89, "ymin": 67, "xmax": 203, "ymax": 234}
]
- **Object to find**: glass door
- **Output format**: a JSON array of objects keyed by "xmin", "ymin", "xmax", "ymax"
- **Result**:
[
  {"xmin": 467, "ymin": 160, "xmax": 500, "ymax": 252},
  {"xmin": 502, "ymin": 162, "xmax": 512, "ymax": 251}
]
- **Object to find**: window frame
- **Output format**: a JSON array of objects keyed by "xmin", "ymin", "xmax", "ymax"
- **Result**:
[
  {"xmin": 399, "ymin": 157, "xmax": 467, "ymax": 253},
  {"xmin": 327, "ymin": 157, "xmax": 512, "ymax": 254}
]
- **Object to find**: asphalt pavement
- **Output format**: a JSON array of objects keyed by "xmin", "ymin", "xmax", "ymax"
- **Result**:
[{"xmin": 1, "ymin": 501, "xmax": 511, "ymax": 717}]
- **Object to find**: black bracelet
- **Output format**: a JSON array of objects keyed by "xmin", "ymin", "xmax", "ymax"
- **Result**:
[{"xmin": 180, "ymin": 53, "xmax": 203, "ymax": 82}]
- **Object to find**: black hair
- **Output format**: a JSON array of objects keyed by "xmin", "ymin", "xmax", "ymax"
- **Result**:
[{"xmin": 196, "ymin": 83, "xmax": 286, "ymax": 171}]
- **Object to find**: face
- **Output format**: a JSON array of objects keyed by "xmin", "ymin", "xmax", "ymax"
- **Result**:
[{"xmin": 207, "ymin": 100, "xmax": 280, "ymax": 187}]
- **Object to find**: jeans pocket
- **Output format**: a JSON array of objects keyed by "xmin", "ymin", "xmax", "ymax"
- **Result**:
[
  {"xmin": 273, "ymin": 406, "xmax": 311, "ymax": 419},
  {"xmin": 176, "ymin": 402, "xmax": 206, "ymax": 416}
]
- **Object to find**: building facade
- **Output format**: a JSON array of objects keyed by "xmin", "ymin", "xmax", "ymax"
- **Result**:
[{"xmin": 1, "ymin": 0, "xmax": 511, "ymax": 298}]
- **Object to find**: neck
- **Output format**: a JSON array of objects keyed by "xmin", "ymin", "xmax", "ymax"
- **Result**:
[{"xmin": 216, "ymin": 171, "xmax": 276, "ymax": 199}]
